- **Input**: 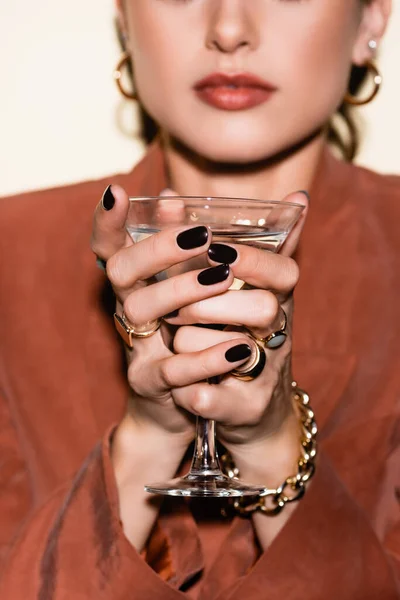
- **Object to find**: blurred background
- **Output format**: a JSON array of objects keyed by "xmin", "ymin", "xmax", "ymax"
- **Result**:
[{"xmin": 1, "ymin": 1, "xmax": 399, "ymax": 198}]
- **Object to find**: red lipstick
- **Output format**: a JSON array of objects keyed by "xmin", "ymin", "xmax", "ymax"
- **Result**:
[{"xmin": 194, "ymin": 73, "xmax": 277, "ymax": 111}]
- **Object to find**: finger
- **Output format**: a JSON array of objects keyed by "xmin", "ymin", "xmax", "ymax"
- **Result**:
[
  {"xmin": 123, "ymin": 264, "xmax": 233, "ymax": 324},
  {"xmin": 174, "ymin": 326, "xmax": 250, "ymax": 353},
  {"xmin": 155, "ymin": 196, "xmax": 187, "ymax": 225},
  {"xmin": 172, "ymin": 377, "xmax": 269, "ymax": 426},
  {"xmin": 129, "ymin": 338, "xmax": 254, "ymax": 397},
  {"xmin": 91, "ymin": 185, "xmax": 131, "ymax": 260},
  {"xmin": 160, "ymin": 188, "xmax": 178, "ymax": 197},
  {"xmin": 106, "ymin": 223, "xmax": 211, "ymax": 295},
  {"xmin": 207, "ymin": 244, "xmax": 299, "ymax": 295},
  {"xmin": 168, "ymin": 289, "xmax": 281, "ymax": 337},
  {"xmin": 205, "ymin": 190, "xmax": 307, "ymax": 292},
  {"xmin": 279, "ymin": 191, "xmax": 309, "ymax": 257},
  {"xmin": 173, "ymin": 305, "xmax": 287, "ymax": 367}
]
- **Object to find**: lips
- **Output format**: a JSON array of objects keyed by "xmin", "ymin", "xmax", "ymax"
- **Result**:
[{"xmin": 194, "ymin": 73, "xmax": 277, "ymax": 111}]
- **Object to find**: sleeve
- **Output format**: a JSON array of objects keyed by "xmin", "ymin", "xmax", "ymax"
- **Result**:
[
  {"xmin": 220, "ymin": 448, "xmax": 400, "ymax": 599},
  {"xmin": 0, "ymin": 430, "xmax": 183, "ymax": 600},
  {"xmin": 0, "ymin": 388, "xmax": 32, "ymax": 569}
]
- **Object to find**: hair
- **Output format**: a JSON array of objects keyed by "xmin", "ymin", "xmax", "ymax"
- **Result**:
[
  {"xmin": 328, "ymin": 65, "xmax": 369, "ymax": 161},
  {"xmin": 116, "ymin": 25, "xmax": 370, "ymax": 163}
]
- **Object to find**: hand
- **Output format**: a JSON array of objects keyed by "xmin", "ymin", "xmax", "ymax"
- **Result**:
[
  {"xmin": 160, "ymin": 190, "xmax": 309, "ymax": 481},
  {"xmin": 91, "ymin": 186, "xmax": 258, "ymax": 453},
  {"xmin": 91, "ymin": 185, "xmax": 308, "ymax": 551}
]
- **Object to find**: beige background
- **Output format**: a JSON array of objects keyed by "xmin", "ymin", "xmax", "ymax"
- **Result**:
[{"xmin": 1, "ymin": 1, "xmax": 399, "ymax": 198}]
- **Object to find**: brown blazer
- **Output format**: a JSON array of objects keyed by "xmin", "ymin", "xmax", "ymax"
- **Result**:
[{"xmin": 0, "ymin": 143, "xmax": 399, "ymax": 599}]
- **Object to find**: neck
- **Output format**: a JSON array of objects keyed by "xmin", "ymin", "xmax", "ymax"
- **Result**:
[{"xmin": 163, "ymin": 131, "xmax": 326, "ymax": 200}]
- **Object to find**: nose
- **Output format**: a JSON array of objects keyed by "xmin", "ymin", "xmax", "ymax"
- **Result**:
[{"xmin": 205, "ymin": 0, "xmax": 258, "ymax": 55}]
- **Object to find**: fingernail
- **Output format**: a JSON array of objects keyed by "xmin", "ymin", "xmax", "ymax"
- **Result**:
[
  {"xmin": 102, "ymin": 185, "xmax": 115, "ymax": 211},
  {"xmin": 225, "ymin": 344, "xmax": 252, "ymax": 363},
  {"xmin": 298, "ymin": 190, "xmax": 310, "ymax": 200},
  {"xmin": 163, "ymin": 309, "xmax": 179, "ymax": 319},
  {"xmin": 208, "ymin": 243, "xmax": 238, "ymax": 265},
  {"xmin": 198, "ymin": 264, "xmax": 230, "ymax": 286},
  {"xmin": 177, "ymin": 226, "xmax": 209, "ymax": 250}
]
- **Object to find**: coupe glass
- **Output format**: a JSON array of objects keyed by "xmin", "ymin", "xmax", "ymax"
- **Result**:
[{"xmin": 126, "ymin": 196, "xmax": 304, "ymax": 497}]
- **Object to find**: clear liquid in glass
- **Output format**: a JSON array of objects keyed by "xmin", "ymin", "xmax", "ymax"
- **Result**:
[{"xmin": 127, "ymin": 225, "xmax": 286, "ymax": 289}]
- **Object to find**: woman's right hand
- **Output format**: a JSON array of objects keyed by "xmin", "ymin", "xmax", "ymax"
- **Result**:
[{"xmin": 91, "ymin": 185, "xmax": 253, "ymax": 449}]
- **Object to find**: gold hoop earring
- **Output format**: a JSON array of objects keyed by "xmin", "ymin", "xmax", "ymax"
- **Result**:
[
  {"xmin": 114, "ymin": 51, "xmax": 137, "ymax": 100},
  {"xmin": 344, "ymin": 61, "xmax": 382, "ymax": 106}
]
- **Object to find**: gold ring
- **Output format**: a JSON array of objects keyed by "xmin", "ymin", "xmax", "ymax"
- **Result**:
[
  {"xmin": 231, "ymin": 341, "xmax": 266, "ymax": 382},
  {"xmin": 113, "ymin": 312, "xmax": 161, "ymax": 349},
  {"xmin": 249, "ymin": 309, "xmax": 288, "ymax": 350}
]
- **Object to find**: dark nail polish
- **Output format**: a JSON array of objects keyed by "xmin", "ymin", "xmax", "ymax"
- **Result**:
[
  {"xmin": 225, "ymin": 344, "xmax": 252, "ymax": 363},
  {"xmin": 197, "ymin": 264, "xmax": 230, "ymax": 286},
  {"xmin": 298, "ymin": 190, "xmax": 310, "ymax": 200},
  {"xmin": 208, "ymin": 243, "xmax": 238, "ymax": 265},
  {"xmin": 163, "ymin": 309, "xmax": 179, "ymax": 319},
  {"xmin": 177, "ymin": 226, "xmax": 209, "ymax": 250},
  {"xmin": 102, "ymin": 185, "xmax": 115, "ymax": 211}
]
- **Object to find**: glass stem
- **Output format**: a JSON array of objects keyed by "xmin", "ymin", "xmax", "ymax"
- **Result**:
[{"xmin": 189, "ymin": 417, "xmax": 221, "ymax": 476}]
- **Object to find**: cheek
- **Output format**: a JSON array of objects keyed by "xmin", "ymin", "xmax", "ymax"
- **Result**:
[
  {"xmin": 268, "ymin": 4, "xmax": 360, "ymax": 112},
  {"xmin": 125, "ymin": 3, "xmax": 198, "ymax": 120}
]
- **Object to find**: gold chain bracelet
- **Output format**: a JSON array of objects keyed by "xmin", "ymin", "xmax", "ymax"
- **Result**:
[{"xmin": 220, "ymin": 384, "xmax": 318, "ymax": 516}]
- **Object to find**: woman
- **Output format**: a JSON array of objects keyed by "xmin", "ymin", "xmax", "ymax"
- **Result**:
[{"xmin": 0, "ymin": 0, "xmax": 399, "ymax": 597}]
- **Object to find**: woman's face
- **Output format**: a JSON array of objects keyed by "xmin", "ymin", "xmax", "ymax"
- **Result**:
[{"xmin": 119, "ymin": 0, "xmax": 382, "ymax": 163}]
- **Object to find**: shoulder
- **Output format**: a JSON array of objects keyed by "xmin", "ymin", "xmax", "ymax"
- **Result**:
[
  {"xmin": 0, "ymin": 177, "xmax": 113, "ymax": 275},
  {"xmin": 324, "ymin": 150, "xmax": 400, "ymax": 205},
  {"xmin": 0, "ymin": 144, "xmax": 160, "ymax": 251},
  {"xmin": 0, "ymin": 178, "xmax": 110, "ymax": 308},
  {"xmin": 0, "ymin": 178, "xmax": 106, "ymax": 233},
  {"xmin": 0, "ymin": 172, "xmax": 129, "ymax": 236},
  {"xmin": 351, "ymin": 162, "xmax": 400, "ymax": 250},
  {"xmin": 323, "ymin": 153, "xmax": 400, "ymax": 247},
  {"xmin": 0, "ymin": 142, "xmax": 163, "ymax": 244},
  {"xmin": 351, "ymin": 161, "xmax": 400, "ymax": 205}
]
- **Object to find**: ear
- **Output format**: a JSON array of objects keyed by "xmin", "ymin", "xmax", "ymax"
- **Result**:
[{"xmin": 352, "ymin": 0, "xmax": 392, "ymax": 65}]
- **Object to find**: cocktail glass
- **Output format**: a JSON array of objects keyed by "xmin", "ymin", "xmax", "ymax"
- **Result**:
[{"xmin": 126, "ymin": 196, "xmax": 304, "ymax": 497}]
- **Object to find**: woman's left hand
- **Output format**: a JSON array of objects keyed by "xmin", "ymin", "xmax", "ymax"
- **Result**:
[{"xmin": 167, "ymin": 190, "xmax": 309, "ymax": 484}]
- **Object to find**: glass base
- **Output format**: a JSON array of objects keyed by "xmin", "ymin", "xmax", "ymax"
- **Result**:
[{"xmin": 145, "ymin": 473, "xmax": 266, "ymax": 498}]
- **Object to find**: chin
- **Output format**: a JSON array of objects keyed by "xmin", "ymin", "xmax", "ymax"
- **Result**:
[
  {"xmin": 194, "ymin": 139, "xmax": 272, "ymax": 164},
  {"xmin": 159, "ymin": 100, "xmax": 329, "ymax": 167},
  {"xmin": 172, "ymin": 126, "xmax": 315, "ymax": 167}
]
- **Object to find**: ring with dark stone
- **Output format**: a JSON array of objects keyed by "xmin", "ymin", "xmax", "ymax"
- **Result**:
[
  {"xmin": 265, "ymin": 330, "xmax": 287, "ymax": 349},
  {"xmin": 246, "ymin": 309, "xmax": 288, "ymax": 351},
  {"xmin": 96, "ymin": 257, "xmax": 107, "ymax": 272}
]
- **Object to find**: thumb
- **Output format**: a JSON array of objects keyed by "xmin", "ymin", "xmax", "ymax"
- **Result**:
[
  {"xmin": 157, "ymin": 188, "xmax": 186, "ymax": 225},
  {"xmin": 279, "ymin": 190, "xmax": 309, "ymax": 257},
  {"xmin": 91, "ymin": 184, "xmax": 131, "ymax": 260},
  {"xmin": 159, "ymin": 188, "xmax": 178, "ymax": 197}
]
